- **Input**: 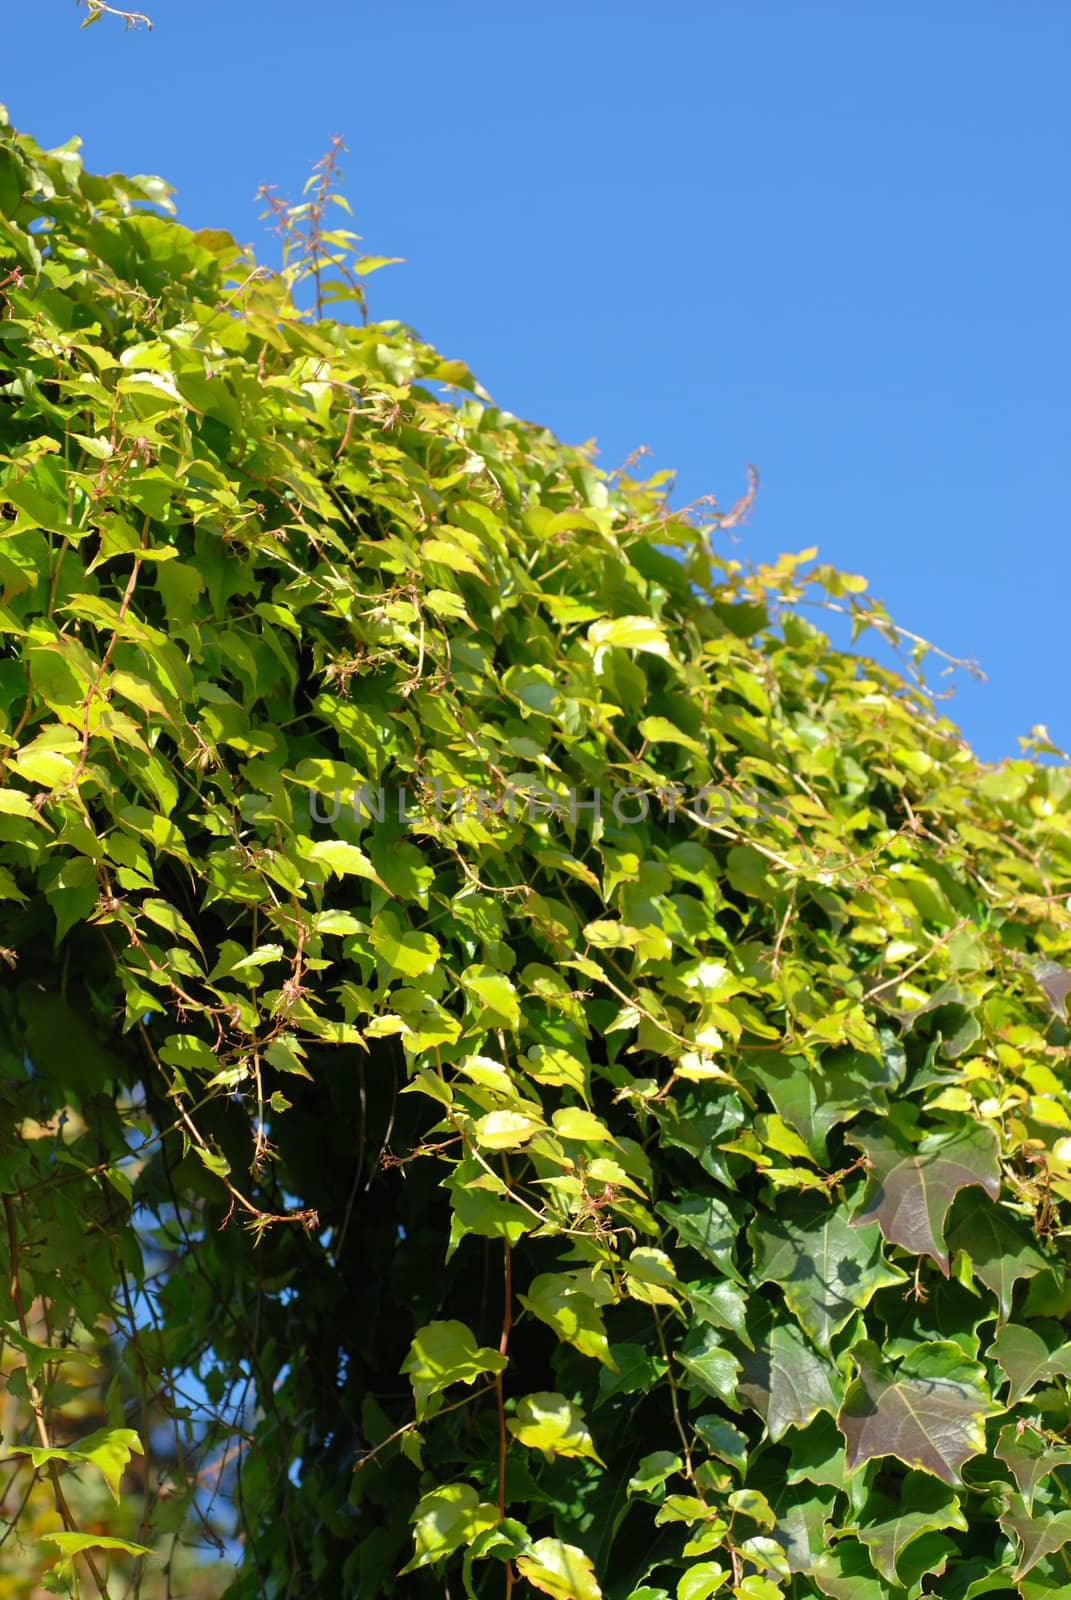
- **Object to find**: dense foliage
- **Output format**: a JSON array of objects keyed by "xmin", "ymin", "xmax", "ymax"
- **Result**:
[{"xmin": 2, "ymin": 106, "xmax": 1071, "ymax": 1600}]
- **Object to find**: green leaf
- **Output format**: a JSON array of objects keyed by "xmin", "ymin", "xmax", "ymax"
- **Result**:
[
  {"xmin": 736, "ymin": 1303, "xmax": 842, "ymax": 1440},
  {"xmin": 461, "ymin": 964, "xmax": 521, "ymax": 1029},
  {"xmin": 741, "ymin": 1050, "xmax": 892, "ymax": 1163},
  {"xmin": 989, "ymin": 1320, "xmax": 1071, "ymax": 1404},
  {"xmin": 838, "ymin": 1340, "xmax": 996, "ymax": 1483},
  {"xmin": 849, "ymin": 1118, "xmax": 1000, "ymax": 1274},
  {"xmin": 813, "ymin": 1540, "xmax": 895, "ymax": 1600},
  {"xmin": 515, "ymin": 1537, "xmax": 603, "ymax": 1599},
  {"xmin": 507, "ymin": 1392, "xmax": 603, "ymax": 1463},
  {"xmin": 945, "ymin": 1197, "xmax": 1049, "ymax": 1318},
  {"xmin": 659, "ymin": 1193, "xmax": 742, "ymax": 1282},
  {"xmin": 11, "ymin": 1426, "xmax": 143, "ymax": 1504},
  {"xmin": 519, "ymin": 1273, "xmax": 616, "ymax": 1369},
  {"xmin": 768, "ymin": 1481, "xmax": 834, "ymax": 1574},
  {"xmin": 402, "ymin": 1483, "xmax": 500, "ymax": 1571},
  {"xmin": 400, "ymin": 1321, "xmax": 507, "ymax": 1419},
  {"xmin": 588, "ymin": 615, "xmax": 671, "ymax": 658},
  {"xmin": 43, "ymin": 1531, "xmax": 154, "ymax": 1559},
  {"xmin": 1000, "ymin": 1494, "xmax": 1071, "ymax": 1581},
  {"xmin": 995, "ymin": 1423, "xmax": 1071, "ymax": 1510},
  {"xmin": 854, "ymin": 1472, "xmax": 967, "ymax": 1583},
  {"xmin": 750, "ymin": 1194, "xmax": 905, "ymax": 1350},
  {"xmin": 301, "ymin": 837, "xmax": 382, "ymax": 883},
  {"xmin": 693, "ymin": 1416, "xmax": 749, "ymax": 1473},
  {"xmin": 370, "ymin": 909, "xmax": 439, "ymax": 977},
  {"xmin": 783, "ymin": 1414, "xmax": 847, "ymax": 1489},
  {"xmin": 627, "ymin": 1450, "xmax": 682, "ymax": 1495},
  {"xmin": 638, "ymin": 715, "xmax": 706, "ymax": 756},
  {"xmin": 676, "ymin": 1565, "xmax": 729, "ymax": 1600},
  {"xmin": 676, "ymin": 1327, "xmax": 741, "ymax": 1406},
  {"xmin": 474, "ymin": 1109, "xmax": 545, "ymax": 1150},
  {"xmin": 625, "ymin": 1246, "xmax": 681, "ymax": 1306}
]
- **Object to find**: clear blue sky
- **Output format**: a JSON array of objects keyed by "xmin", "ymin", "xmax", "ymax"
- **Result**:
[{"xmin": 7, "ymin": 1, "xmax": 1068, "ymax": 761}]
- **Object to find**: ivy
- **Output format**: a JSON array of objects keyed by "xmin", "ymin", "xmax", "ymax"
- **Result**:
[{"xmin": 2, "ymin": 100, "xmax": 1071, "ymax": 1600}]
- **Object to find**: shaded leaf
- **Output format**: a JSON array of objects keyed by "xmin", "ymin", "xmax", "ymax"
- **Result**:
[
  {"xmin": 854, "ymin": 1472, "xmax": 967, "ymax": 1583},
  {"xmin": 750, "ymin": 1194, "xmax": 905, "ymax": 1350},
  {"xmin": 995, "ymin": 1422, "xmax": 1071, "ymax": 1511},
  {"xmin": 1000, "ymin": 1494, "xmax": 1071, "ymax": 1581},
  {"xmin": 989, "ymin": 1320, "xmax": 1071, "ymax": 1405},
  {"xmin": 736, "ymin": 1302, "xmax": 842, "ymax": 1441},
  {"xmin": 945, "ymin": 1197, "xmax": 1049, "ymax": 1319}
]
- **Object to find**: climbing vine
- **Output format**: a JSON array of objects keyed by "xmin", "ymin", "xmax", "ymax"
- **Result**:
[{"xmin": 2, "ymin": 104, "xmax": 1071, "ymax": 1600}]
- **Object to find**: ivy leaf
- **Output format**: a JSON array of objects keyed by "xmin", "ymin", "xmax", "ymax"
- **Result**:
[
  {"xmin": 894, "ymin": 1531, "xmax": 959, "ymax": 1592},
  {"xmin": 653, "ymin": 1085, "xmax": 745, "ymax": 1186},
  {"xmin": 401, "ymin": 1483, "xmax": 500, "ymax": 1571},
  {"xmin": 587, "ymin": 615, "xmax": 670, "ymax": 658},
  {"xmin": 507, "ymin": 1393, "xmax": 603, "ymax": 1463},
  {"xmin": 854, "ymin": 1472, "xmax": 967, "ymax": 1583},
  {"xmin": 995, "ymin": 1423, "xmax": 1071, "ymax": 1511},
  {"xmin": 519, "ymin": 1273, "xmax": 616, "ymax": 1369},
  {"xmin": 740, "ymin": 1049, "xmax": 895, "ymax": 1163},
  {"xmin": 10, "ymin": 1426, "xmax": 143, "ymax": 1505},
  {"xmin": 627, "ymin": 1451, "xmax": 683, "ymax": 1496},
  {"xmin": 596, "ymin": 1342, "xmax": 665, "ymax": 1405},
  {"xmin": 400, "ymin": 1321, "xmax": 507, "ymax": 1419},
  {"xmin": 625, "ymin": 1247, "xmax": 681, "ymax": 1307},
  {"xmin": 676, "ymin": 1327, "xmax": 741, "ymax": 1406},
  {"xmin": 989, "ymin": 1320, "xmax": 1071, "ymax": 1404},
  {"xmin": 461, "ymin": 965, "xmax": 521, "ymax": 1030},
  {"xmin": 838, "ymin": 1340, "xmax": 996, "ymax": 1483},
  {"xmin": 301, "ymin": 837, "xmax": 382, "ymax": 884},
  {"xmin": 945, "ymin": 1197, "xmax": 1049, "ymax": 1318},
  {"xmin": 767, "ymin": 1481, "xmax": 834, "ymax": 1573},
  {"xmin": 848, "ymin": 1118, "xmax": 1000, "ymax": 1274},
  {"xmin": 659, "ymin": 1193, "xmax": 742, "ymax": 1283},
  {"xmin": 140, "ymin": 897, "xmax": 204, "ymax": 953},
  {"xmin": 71, "ymin": 1426, "xmax": 144, "ymax": 1505},
  {"xmin": 515, "ymin": 1537, "xmax": 603, "ymax": 1599},
  {"xmin": 783, "ymin": 1415, "xmax": 848, "ymax": 1490},
  {"xmin": 693, "ymin": 1416, "xmax": 749, "ymax": 1474},
  {"xmin": 675, "ymin": 1568, "xmax": 729, "ymax": 1600},
  {"xmin": 684, "ymin": 1278, "xmax": 750, "ymax": 1345},
  {"xmin": 370, "ymin": 909, "xmax": 439, "ymax": 978},
  {"xmin": 749, "ymin": 1195, "xmax": 905, "ymax": 1350},
  {"xmin": 1000, "ymin": 1493, "xmax": 1071, "ymax": 1581},
  {"xmin": 736, "ymin": 1302, "xmax": 842, "ymax": 1441},
  {"xmin": 43, "ymin": 1531, "xmax": 155, "ymax": 1563},
  {"xmin": 473, "ymin": 1109, "xmax": 545, "ymax": 1150},
  {"xmin": 813, "ymin": 1540, "xmax": 894, "ymax": 1600}
]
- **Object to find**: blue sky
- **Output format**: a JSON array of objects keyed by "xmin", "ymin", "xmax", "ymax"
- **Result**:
[{"xmin": 7, "ymin": 1, "xmax": 1068, "ymax": 761}]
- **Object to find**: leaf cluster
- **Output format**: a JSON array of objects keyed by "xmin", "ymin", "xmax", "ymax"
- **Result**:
[{"xmin": 2, "ymin": 106, "xmax": 1071, "ymax": 1600}]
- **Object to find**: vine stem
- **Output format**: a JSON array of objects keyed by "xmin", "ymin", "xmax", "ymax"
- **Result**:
[
  {"xmin": 351, "ymin": 1382, "xmax": 498, "ymax": 1473},
  {"xmin": 652, "ymin": 1309, "xmax": 696, "ymax": 1489},
  {"xmin": 3, "ymin": 1194, "xmax": 109, "ymax": 1599}
]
